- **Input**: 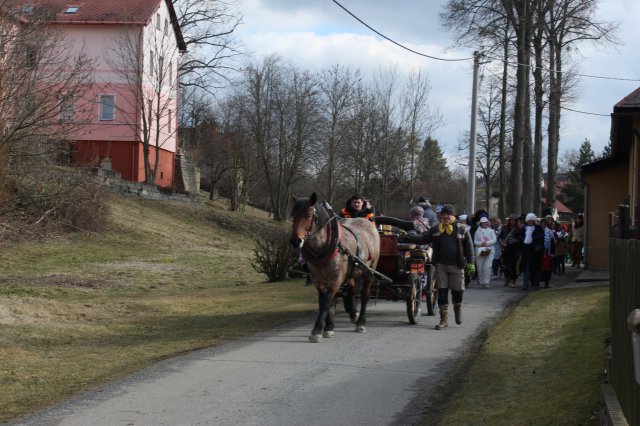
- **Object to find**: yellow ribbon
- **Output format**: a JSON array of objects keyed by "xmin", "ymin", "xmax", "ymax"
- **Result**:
[{"xmin": 439, "ymin": 218, "xmax": 456, "ymax": 235}]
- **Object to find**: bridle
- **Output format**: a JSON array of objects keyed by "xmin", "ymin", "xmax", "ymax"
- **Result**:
[
  {"xmin": 303, "ymin": 205, "xmax": 339, "ymax": 241},
  {"xmin": 295, "ymin": 201, "xmax": 341, "ymax": 262}
]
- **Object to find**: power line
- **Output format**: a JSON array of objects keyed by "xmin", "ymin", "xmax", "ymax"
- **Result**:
[
  {"xmin": 332, "ymin": 0, "xmax": 637, "ymax": 114},
  {"xmin": 561, "ymin": 106, "xmax": 610, "ymax": 117},
  {"xmin": 331, "ymin": 0, "xmax": 474, "ymax": 62},
  {"xmin": 483, "ymin": 53, "xmax": 640, "ymax": 82}
]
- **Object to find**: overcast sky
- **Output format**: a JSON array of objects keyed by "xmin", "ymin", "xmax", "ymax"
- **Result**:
[{"xmin": 231, "ymin": 0, "xmax": 640, "ymax": 161}]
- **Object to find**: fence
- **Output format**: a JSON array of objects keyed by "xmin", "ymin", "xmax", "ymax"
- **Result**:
[{"xmin": 609, "ymin": 237, "xmax": 640, "ymax": 425}]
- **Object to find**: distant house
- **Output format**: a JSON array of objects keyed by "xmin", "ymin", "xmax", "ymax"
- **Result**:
[
  {"xmin": 541, "ymin": 172, "xmax": 574, "ymax": 221},
  {"xmin": 581, "ymin": 86, "xmax": 640, "ymax": 270},
  {"xmin": 22, "ymin": 0, "xmax": 186, "ymax": 188}
]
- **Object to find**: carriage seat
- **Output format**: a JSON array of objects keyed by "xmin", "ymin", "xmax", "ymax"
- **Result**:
[{"xmin": 397, "ymin": 242, "xmax": 417, "ymax": 250}]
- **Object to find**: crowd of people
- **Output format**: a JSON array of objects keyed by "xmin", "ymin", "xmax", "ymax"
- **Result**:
[
  {"xmin": 405, "ymin": 201, "xmax": 584, "ymax": 292},
  {"xmin": 401, "ymin": 198, "xmax": 585, "ymax": 332}
]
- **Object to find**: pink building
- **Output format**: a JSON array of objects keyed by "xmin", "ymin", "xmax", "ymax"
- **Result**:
[{"xmin": 30, "ymin": 0, "xmax": 186, "ymax": 188}]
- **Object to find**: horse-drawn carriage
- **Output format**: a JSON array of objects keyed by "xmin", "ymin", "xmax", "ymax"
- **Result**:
[
  {"xmin": 373, "ymin": 221, "xmax": 437, "ymax": 323},
  {"xmin": 290, "ymin": 193, "xmax": 437, "ymax": 342}
]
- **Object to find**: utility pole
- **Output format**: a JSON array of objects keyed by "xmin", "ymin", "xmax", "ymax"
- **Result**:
[{"xmin": 466, "ymin": 51, "xmax": 481, "ymax": 215}]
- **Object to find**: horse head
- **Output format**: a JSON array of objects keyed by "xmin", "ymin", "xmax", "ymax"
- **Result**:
[{"xmin": 289, "ymin": 192, "xmax": 319, "ymax": 248}]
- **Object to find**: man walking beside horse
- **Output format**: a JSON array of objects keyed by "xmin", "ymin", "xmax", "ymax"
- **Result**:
[{"xmin": 401, "ymin": 204, "xmax": 475, "ymax": 330}]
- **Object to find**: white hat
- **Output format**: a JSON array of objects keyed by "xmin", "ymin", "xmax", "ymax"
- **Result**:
[
  {"xmin": 525, "ymin": 213, "xmax": 537, "ymax": 222},
  {"xmin": 459, "ymin": 214, "xmax": 468, "ymax": 221},
  {"xmin": 479, "ymin": 216, "xmax": 489, "ymax": 223}
]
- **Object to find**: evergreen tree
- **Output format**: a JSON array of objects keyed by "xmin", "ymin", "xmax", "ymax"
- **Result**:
[
  {"xmin": 416, "ymin": 137, "xmax": 458, "ymax": 204},
  {"xmin": 601, "ymin": 140, "xmax": 612, "ymax": 158},
  {"xmin": 560, "ymin": 138, "xmax": 595, "ymax": 214}
]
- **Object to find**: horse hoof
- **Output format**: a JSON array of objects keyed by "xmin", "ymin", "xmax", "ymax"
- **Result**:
[
  {"xmin": 355, "ymin": 325, "xmax": 366, "ymax": 333},
  {"xmin": 309, "ymin": 334, "xmax": 323, "ymax": 343},
  {"xmin": 322, "ymin": 330, "xmax": 335, "ymax": 338},
  {"xmin": 350, "ymin": 314, "xmax": 359, "ymax": 324}
]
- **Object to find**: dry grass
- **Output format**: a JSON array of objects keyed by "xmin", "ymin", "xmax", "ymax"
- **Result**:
[
  {"xmin": 0, "ymin": 193, "xmax": 315, "ymax": 422},
  {"xmin": 435, "ymin": 286, "xmax": 609, "ymax": 426}
]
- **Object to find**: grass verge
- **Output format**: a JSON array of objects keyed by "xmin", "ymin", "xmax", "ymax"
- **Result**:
[
  {"xmin": 426, "ymin": 285, "xmax": 609, "ymax": 426},
  {"xmin": 0, "ymin": 193, "xmax": 316, "ymax": 422}
]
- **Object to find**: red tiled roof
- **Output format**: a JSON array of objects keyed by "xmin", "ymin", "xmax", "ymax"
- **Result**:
[
  {"xmin": 541, "ymin": 197, "xmax": 573, "ymax": 214},
  {"xmin": 615, "ymin": 86, "xmax": 640, "ymax": 109},
  {"xmin": 18, "ymin": 0, "xmax": 161, "ymax": 24},
  {"xmin": 14, "ymin": 0, "xmax": 186, "ymax": 51}
]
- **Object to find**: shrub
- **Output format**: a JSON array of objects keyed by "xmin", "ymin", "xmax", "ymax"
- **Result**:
[{"xmin": 252, "ymin": 226, "xmax": 298, "ymax": 282}]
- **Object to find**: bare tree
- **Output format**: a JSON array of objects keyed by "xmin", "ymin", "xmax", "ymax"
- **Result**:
[
  {"xmin": 475, "ymin": 79, "xmax": 503, "ymax": 211},
  {"xmin": 400, "ymin": 68, "xmax": 442, "ymax": 205},
  {"xmin": 239, "ymin": 56, "xmax": 321, "ymax": 221},
  {"xmin": 371, "ymin": 66, "xmax": 404, "ymax": 213},
  {"xmin": 175, "ymin": 0, "xmax": 243, "ymax": 92},
  {"xmin": 0, "ymin": 3, "xmax": 96, "ymax": 222},
  {"xmin": 544, "ymin": 0, "xmax": 617, "ymax": 214},
  {"xmin": 316, "ymin": 64, "xmax": 361, "ymax": 205}
]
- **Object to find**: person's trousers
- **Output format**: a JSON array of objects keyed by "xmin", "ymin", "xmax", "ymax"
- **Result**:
[
  {"xmin": 476, "ymin": 252, "xmax": 494, "ymax": 285},
  {"xmin": 435, "ymin": 263, "xmax": 464, "ymax": 307}
]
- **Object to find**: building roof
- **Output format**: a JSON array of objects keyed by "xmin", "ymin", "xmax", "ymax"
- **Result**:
[
  {"xmin": 614, "ymin": 86, "xmax": 640, "ymax": 110},
  {"xmin": 15, "ymin": 0, "xmax": 186, "ymax": 51},
  {"xmin": 541, "ymin": 197, "xmax": 573, "ymax": 214}
]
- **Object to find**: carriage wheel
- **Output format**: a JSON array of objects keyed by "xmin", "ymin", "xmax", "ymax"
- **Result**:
[
  {"xmin": 406, "ymin": 272, "xmax": 422, "ymax": 324},
  {"xmin": 424, "ymin": 265, "xmax": 437, "ymax": 316}
]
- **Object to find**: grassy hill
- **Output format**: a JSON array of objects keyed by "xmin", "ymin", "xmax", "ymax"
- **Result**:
[{"xmin": 0, "ymin": 192, "xmax": 315, "ymax": 422}]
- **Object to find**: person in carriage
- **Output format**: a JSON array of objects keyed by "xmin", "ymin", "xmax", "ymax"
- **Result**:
[
  {"xmin": 339, "ymin": 194, "xmax": 375, "ymax": 222},
  {"xmin": 409, "ymin": 206, "xmax": 430, "ymax": 234},
  {"xmin": 417, "ymin": 197, "xmax": 439, "ymax": 227}
]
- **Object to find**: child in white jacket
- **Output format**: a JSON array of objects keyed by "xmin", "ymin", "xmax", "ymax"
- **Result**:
[{"xmin": 474, "ymin": 217, "xmax": 497, "ymax": 288}]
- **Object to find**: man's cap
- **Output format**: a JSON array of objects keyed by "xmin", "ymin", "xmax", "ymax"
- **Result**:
[{"xmin": 440, "ymin": 204, "xmax": 456, "ymax": 215}]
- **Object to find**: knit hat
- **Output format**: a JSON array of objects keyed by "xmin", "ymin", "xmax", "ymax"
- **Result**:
[
  {"xmin": 440, "ymin": 204, "xmax": 456, "ymax": 215},
  {"xmin": 479, "ymin": 216, "xmax": 489, "ymax": 223},
  {"xmin": 525, "ymin": 213, "xmax": 537, "ymax": 222}
]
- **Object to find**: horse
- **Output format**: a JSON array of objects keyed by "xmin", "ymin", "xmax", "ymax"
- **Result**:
[{"xmin": 289, "ymin": 192, "xmax": 380, "ymax": 342}]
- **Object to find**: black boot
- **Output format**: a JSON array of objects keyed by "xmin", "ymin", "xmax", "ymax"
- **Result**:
[{"xmin": 453, "ymin": 303, "xmax": 462, "ymax": 325}]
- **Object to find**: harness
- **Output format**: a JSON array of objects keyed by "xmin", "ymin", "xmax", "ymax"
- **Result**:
[
  {"xmin": 300, "ymin": 199, "xmax": 387, "ymax": 282},
  {"xmin": 301, "ymin": 203, "xmax": 341, "ymax": 263}
]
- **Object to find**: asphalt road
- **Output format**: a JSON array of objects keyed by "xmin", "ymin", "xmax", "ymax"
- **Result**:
[{"xmin": 12, "ymin": 284, "xmax": 528, "ymax": 426}]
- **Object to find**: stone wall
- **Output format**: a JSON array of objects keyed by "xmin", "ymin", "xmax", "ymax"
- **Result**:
[{"xmin": 90, "ymin": 168, "xmax": 201, "ymax": 205}]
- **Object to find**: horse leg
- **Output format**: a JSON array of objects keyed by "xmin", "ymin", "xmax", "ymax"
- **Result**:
[
  {"xmin": 309, "ymin": 289, "xmax": 333, "ymax": 343},
  {"xmin": 323, "ymin": 294, "xmax": 336, "ymax": 338},
  {"xmin": 342, "ymin": 281, "xmax": 359, "ymax": 324},
  {"xmin": 355, "ymin": 275, "xmax": 372, "ymax": 333}
]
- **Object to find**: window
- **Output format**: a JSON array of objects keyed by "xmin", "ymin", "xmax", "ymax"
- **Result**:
[
  {"xmin": 159, "ymin": 55, "xmax": 164, "ymax": 77},
  {"xmin": 169, "ymin": 63, "xmax": 172, "ymax": 84},
  {"xmin": 168, "ymin": 109, "xmax": 172, "ymax": 132},
  {"xmin": 60, "ymin": 94, "xmax": 75, "ymax": 121},
  {"xmin": 149, "ymin": 50, "xmax": 154, "ymax": 76},
  {"xmin": 164, "ymin": 19, "xmax": 169, "ymax": 36},
  {"xmin": 100, "ymin": 95, "xmax": 115, "ymax": 121},
  {"xmin": 156, "ymin": 13, "xmax": 161, "ymax": 30},
  {"xmin": 65, "ymin": 6, "xmax": 79, "ymax": 14}
]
